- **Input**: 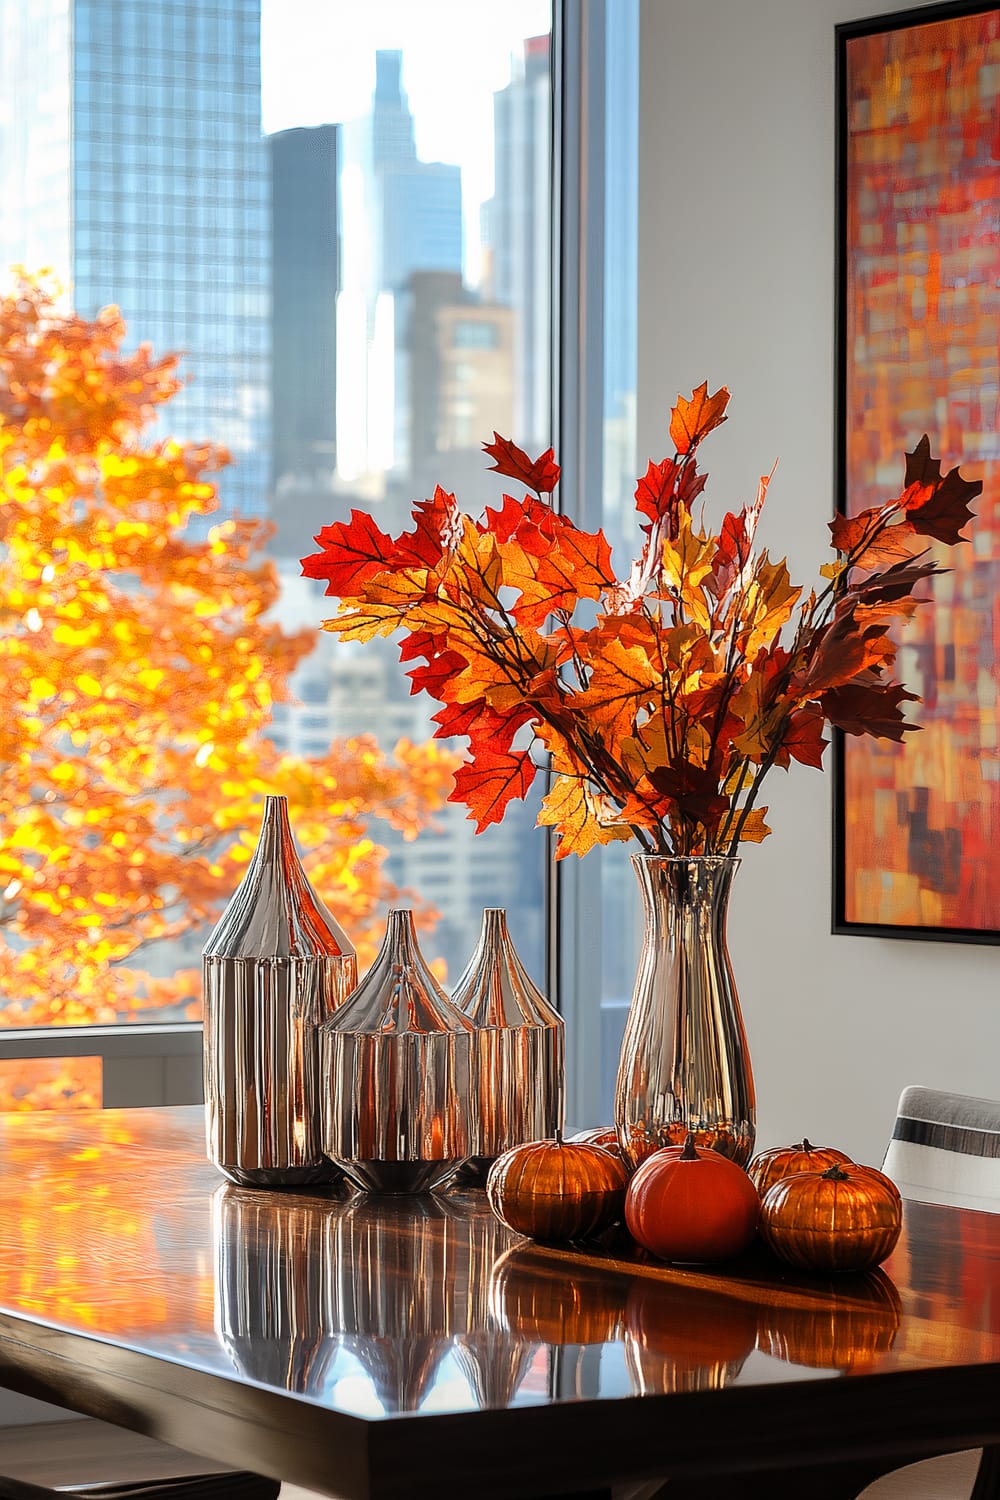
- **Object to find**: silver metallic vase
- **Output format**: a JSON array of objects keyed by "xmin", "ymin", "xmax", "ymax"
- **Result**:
[
  {"xmin": 321, "ymin": 908, "xmax": 475, "ymax": 1193},
  {"xmin": 202, "ymin": 794, "xmax": 357, "ymax": 1186},
  {"xmin": 614, "ymin": 854, "xmax": 755, "ymax": 1173},
  {"xmin": 452, "ymin": 908, "xmax": 564, "ymax": 1178}
]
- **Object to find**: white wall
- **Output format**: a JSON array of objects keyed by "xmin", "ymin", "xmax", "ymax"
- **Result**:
[{"xmin": 637, "ymin": 0, "xmax": 999, "ymax": 1166}]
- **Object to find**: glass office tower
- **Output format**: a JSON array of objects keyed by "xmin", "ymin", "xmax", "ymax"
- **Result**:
[{"xmin": 0, "ymin": 0, "xmax": 271, "ymax": 520}]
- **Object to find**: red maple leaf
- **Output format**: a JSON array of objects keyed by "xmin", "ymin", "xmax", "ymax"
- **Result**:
[
  {"xmin": 482, "ymin": 434, "xmax": 560, "ymax": 494},
  {"xmin": 783, "ymin": 701, "xmax": 828, "ymax": 768},
  {"xmin": 394, "ymin": 486, "xmax": 462, "ymax": 568},
  {"xmin": 899, "ymin": 436, "xmax": 981, "ymax": 545},
  {"xmin": 850, "ymin": 556, "xmax": 943, "ymax": 606},
  {"xmin": 301, "ymin": 510, "xmax": 396, "ymax": 595},
  {"xmin": 450, "ymin": 748, "xmax": 537, "ymax": 830},
  {"xmin": 634, "ymin": 458, "xmax": 682, "ymax": 527},
  {"xmin": 405, "ymin": 647, "xmax": 468, "ymax": 700},
  {"xmin": 647, "ymin": 758, "xmax": 729, "ymax": 831},
  {"xmin": 432, "ymin": 696, "xmax": 534, "ymax": 754},
  {"xmin": 819, "ymin": 676, "xmax": 919, "ymax": 740},
  {"xmin": 485, "ymin": 492, "xmax": 564, "ymax": 556}
]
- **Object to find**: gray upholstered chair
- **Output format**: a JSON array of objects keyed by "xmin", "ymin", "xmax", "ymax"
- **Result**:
[{"xmin": 858, "ymin": 1085, "xmax": 1000, "ymax": 1500}]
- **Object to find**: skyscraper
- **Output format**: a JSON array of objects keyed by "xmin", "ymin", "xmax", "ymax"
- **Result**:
[
  {"xmin": 483, "ymin": 34, "xmax": 551, "ymax": 452},
  {"xmin": 270, "ymin": 124, "xmax": 339, "ymax": 494},
  {"xmin": 336, "ymin": 50, "xmax": 463, "ymax": 483},
  {"xmin": 0, "ymin": 0, "xmax": 271, "ymax": 520}
]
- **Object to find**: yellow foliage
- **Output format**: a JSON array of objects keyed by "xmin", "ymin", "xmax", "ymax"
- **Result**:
[{"xmin": 0, "ymin": 273, "xmax": 460, "ymax": 1065}]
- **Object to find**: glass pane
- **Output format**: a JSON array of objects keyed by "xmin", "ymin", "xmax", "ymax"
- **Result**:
[{"xmin": 0, "ymin": 0, "xmax": 553, "ymax": 1037}]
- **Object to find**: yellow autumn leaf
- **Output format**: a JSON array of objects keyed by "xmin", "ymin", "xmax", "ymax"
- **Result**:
[{"xmin": 537, "ymin": 774, "xmax": 632, "ymax": 859}]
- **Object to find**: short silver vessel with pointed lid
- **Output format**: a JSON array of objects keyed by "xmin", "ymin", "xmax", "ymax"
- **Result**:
[
  {"xmin": 321, "ymin": 908, "xmax": 475, "ymax": 1193},
  {"xmin": 452, "ymin": 907, "xmax": 564, "ymax": 1179},
  {"xmin": 203, "ymin": 794, "xmax": 357, "ymax": 1186}
]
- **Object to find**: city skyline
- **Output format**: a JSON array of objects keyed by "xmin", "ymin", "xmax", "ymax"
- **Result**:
[{"xmin": 260, "ymin": 0, "xmax": 551, "ymax": 286}]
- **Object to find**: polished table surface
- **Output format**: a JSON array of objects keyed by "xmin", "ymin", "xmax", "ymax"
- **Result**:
[{"xmin": 2, "ymin": 1108, "xmax": 1000, "ymax": 1499}]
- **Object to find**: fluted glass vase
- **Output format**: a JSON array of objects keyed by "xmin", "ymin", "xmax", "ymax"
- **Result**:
[{"xmin": 614, "ymin": 854, "xmax": 755, "ymax": 1174}]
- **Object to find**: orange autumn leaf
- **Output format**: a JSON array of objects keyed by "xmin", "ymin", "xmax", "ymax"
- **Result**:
[
  {"xmin": 669, "ymin": 381, "xmax": 731, "ymax": 456},
  {"xmin": 537, "ymin": 775, "xmax": 632, "ymax": 859}
]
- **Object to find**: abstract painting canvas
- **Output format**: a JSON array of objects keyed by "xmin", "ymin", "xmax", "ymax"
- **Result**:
[{"xmin": 834, "ymin": 2, "xmax": 1000, "ymax": 942}]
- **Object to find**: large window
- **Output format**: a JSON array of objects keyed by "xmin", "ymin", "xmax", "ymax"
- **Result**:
[{"xmin": 0, "ymin": 0, "xmax": 637, "ymax": 1124}]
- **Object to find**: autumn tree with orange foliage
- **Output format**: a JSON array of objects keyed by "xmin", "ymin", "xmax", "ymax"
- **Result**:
[{"xmin": 0, "ymin": 274, "xmax": 458, "ymax": 1087}]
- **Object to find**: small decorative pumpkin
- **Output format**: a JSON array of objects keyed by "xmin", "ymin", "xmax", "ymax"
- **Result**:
[
  {"xmin": 747, "ymin": 1138, "xmax": 853, "ymax": 1200},
  {"xmin": 486, "ymin": 1134, "xmax": 628, "ymax": 1243},
  {"xmin": 759, "ymin": 1162, "xmax": 902, "ymax": 1274},
  {"xmin": 756, "ymin": 1266, "xmax": 902, "ymax": 1371},
  {"xmin": 488, "ymin": 1242, "xmax": 628, "ymax": 1345},
  {"xmin": 624, "ymin": 1134, "xmax": 760, "ymax": 1263},
  {"xmin": 568, "ymin": 1125, "xmax": 627, "ymax": 1168}
]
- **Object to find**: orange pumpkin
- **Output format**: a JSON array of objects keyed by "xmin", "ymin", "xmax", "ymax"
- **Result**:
[
  {"xmin": 624, "ymin": 1134, "xmax": 760, "ymax": 1263},
  {"xmin": 568, "ymin": 1126, "xmax": 627, "ymax": 1169},
  {"xmin": 759, "ymin": 1162, "xmax": 902, "ymax": 1274},
  {"xmin": 486, "ymin": 1136, "xmax": 628, "ymax": 1243},
  {"xmin": 747, "ymin": 1138, "xmax": 853, "ymax": 1200}
]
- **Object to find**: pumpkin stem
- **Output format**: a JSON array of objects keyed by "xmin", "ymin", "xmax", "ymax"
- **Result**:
[
  {"xmin": 801, "ymin": 1138, "xmax": 812, "ymax": 1151},
  {"xmin": 555, "ymin": 1127, "xmax": 563, "ymax": 1145},
  {"xmin": 822, "ymin": 1163, "xmax": 850, "ymax": 1181},
  {"xmin": 680, "ymin": 1132, "xmax": 700, "ymax": 1161}
]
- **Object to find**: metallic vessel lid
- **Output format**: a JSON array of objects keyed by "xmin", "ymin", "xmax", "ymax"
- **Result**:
[
  {"xmin": 202, "ymin": 794, "xmax": 355, "ymax": 962},
  {"xmin": 451, "ymin": 908, "xmax": 561, "ymax": 1029},
  {"xmin": 325, "ymin": 909, "xmax": 473, "ymax": 1036}
]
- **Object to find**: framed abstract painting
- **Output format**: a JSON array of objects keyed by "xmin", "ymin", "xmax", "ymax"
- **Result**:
[{"xmin": 833, "ymin": 1, "xmax": 1000, "ymax": 943}]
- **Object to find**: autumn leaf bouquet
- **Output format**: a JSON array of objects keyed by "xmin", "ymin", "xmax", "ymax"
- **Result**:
[{"xmin": 301, "ymin": 385, "xmax": 980, "ymax": 858}]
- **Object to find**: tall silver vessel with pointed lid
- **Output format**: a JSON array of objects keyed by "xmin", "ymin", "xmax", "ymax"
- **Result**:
[
  {"xmin": 321, "ymin": 907, "xmax": 475, "ymax": 1193},
  {"xmin": 452, "ymin": 907, "xmax": 564, "ymax": 1179},
  {"xmin": 203, "ymin": 794, "xmax": 357, "ymax": 1186}
]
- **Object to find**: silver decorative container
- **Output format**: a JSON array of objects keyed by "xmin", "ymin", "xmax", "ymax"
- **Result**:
[
  {"xmin": 203, "ymin": 794, "xmax": 357, "ymax": 1186},
  {"xmin": 321, "ymin": 908, "xmax": 474, "ymax": 1193},
  {"xmin": 452, "ymin": 908, "xmax": 564, "ymax": 1180}
]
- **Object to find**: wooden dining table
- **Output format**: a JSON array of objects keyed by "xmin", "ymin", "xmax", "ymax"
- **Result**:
[{"xmin": 1, "ymin": 1106, "xmax": 1000, "ymax": 1500}]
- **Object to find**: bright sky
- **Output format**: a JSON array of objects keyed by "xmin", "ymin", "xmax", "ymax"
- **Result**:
[{"xmin": 260, "ymin": 0, "xmax": 551, "ymax": 279}]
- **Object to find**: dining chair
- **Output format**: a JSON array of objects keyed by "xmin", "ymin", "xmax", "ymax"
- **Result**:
[
  {"xmin": 857, "ymin": 1084, "xmax": 1000, "ymax": 1500},
  {"xmin": 0, "ymin": 1473, "xmax": 281, "ymax": 1500}
]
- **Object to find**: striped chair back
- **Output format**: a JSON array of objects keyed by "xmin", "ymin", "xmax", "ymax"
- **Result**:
[{"xmin": 882, "ymin": 1085, "xmax": 1000, "ymax": 1213}]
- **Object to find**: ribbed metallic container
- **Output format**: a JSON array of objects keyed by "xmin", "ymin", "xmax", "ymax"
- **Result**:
[
  {"xmin": 202, "ymin": 794, "xmax": 357, "ymax": 1187},
  {"xmin": 452, "ymin": 908, "xmax": 564, "ymax": 1177},
  {"xmin": 321, "ymin": 908, "xmax": 474, "ymax": 1193}
]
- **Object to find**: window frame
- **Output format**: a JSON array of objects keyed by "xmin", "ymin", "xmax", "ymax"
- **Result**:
[{"xmin": 1, "ymin": 0, "xmax": 625, "ymax": 1124}]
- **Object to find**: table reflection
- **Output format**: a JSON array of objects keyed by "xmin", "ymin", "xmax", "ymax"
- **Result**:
[{"xmin": 212, "ymin": 1180, "xmax": 540, "ymax": 1413}]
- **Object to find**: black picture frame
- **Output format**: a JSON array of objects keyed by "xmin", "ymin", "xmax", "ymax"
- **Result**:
[{"xmin": 832, "ymin": 0, "xmax": 1000, "ymax": 945}]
